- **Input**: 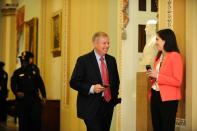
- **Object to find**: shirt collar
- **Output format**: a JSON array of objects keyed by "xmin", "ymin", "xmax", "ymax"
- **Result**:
[{"xmin": 94, "ymin": 50, "xmax": 105, "ymax": 61}]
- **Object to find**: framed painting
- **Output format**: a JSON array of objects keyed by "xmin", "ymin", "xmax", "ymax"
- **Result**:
[
  {"xmin": 16, "ymin": 6, "xmax": 25, "ymax": 67},
  {"xmin": 25, "ymin": 17, "xmax": 38, "ymax": 64},
  {"xmin": 51, "ymin": 10, "xmax": 62, "ymax": 57}
]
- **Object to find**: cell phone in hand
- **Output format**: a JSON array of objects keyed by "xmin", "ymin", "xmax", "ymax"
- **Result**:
[
  {"xmin": 103, "ymin": 84, "xmax": 110, "ymax": 88},
  {"xmin": 146, "ymin": 65, "xmax": 151, "ymax": 71}
]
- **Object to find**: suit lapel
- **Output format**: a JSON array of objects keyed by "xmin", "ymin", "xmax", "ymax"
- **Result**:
[
  {"xmin": 154, "ymin": 53, "xmax": 169, "ymax": 71},
  {"xmin": 90, "ymin": 51, "xmax": 102, "ymax": 83},
  {"xmin": 159, "ymin": 53, "xmax": 169, "ymax": 71}
]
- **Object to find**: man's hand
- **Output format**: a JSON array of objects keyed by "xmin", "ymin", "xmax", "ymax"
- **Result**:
[
  {"xmin": 16, "ymin": 92, "xmax": 24, "ymax": 98},
  {"xmin": 93, "ymin": 84, "xmax": 105, "ymax": 93}
]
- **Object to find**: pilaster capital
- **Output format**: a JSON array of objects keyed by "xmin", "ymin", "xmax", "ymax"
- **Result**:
[{"xmin": 1, "ymin": 3, "xmax": 18, "ymax": 16}]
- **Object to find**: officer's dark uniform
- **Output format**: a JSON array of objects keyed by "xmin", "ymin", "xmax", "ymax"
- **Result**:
[
  {"xmin": 0, "ymin": 62, "xmax": 8, "ymax": 122},
  {"xmin": 11, "ymin": 51, "xmax": 46, "ymax": 131}
]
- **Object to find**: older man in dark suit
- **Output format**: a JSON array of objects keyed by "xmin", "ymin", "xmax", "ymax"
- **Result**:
[{"xmin": 70, "ymin": 31, "xmax": 120, "ymax": 131}]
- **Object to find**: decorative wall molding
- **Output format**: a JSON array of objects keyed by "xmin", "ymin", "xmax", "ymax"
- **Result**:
[
  {"xmin": 176, "ymin": 118, "xmax": 186, "ymax": 127},
  {"xmin": 122, "ymin": 0, "xmax": 129, "ymax": 40},
  {"xmin": 40, "ymin": 0, "xmax": 47, "ymax": 75},
  {"xmin": 166, "ymin": 0, "xmax": 173, "ymax": 28},
  {"xmin": 122, "ymin": 0, "xmax": 129, "ymax": 29},
  {"xmin": 62, "ymin": 0, "xmax": 70, "ymax": 107},
  {"xmin": 118, "ymin": 0, "xmax": 123, "ymax": 130}
]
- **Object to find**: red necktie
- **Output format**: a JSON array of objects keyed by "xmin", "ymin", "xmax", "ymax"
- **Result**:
[{"xmin": 100, "ymin": 57, "xmax": 111, "ymax": 102}]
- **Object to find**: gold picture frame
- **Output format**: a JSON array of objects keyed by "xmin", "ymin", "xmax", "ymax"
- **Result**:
[
  {"xmin": 25, "ymin": 17, "xmax": 38, "ymax": 64},
  {"xmin": 16, "ymin": 6, "xmax": 25, "ymax": 66},
  {"xmin": 51, "ymin": 10, "xmax": 62, "ymax": 57}
]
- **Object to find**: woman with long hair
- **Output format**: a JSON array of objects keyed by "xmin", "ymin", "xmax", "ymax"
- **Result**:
[{"xmin": 146, "ymin": 29, "xmax": 183, "ymax": 131}]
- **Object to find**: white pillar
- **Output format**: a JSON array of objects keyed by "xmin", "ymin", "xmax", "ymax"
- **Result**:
[{"xmin": 186, "ymin": 0, "xmax": 197, "ymax": 130}]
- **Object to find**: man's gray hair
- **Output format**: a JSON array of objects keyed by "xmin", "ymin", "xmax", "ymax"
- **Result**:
[{"xmin": 92, "ymin": 31, "xmax": 108, "ymax": 42}]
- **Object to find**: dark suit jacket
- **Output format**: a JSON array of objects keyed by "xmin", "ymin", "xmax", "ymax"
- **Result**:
[
  {"xmin": 70, "ymin": 51, "xmax": 120, "ymax": 120},
  {"xmin": 11, "ymin": 64, "xmax": 46, "ymax": 100},
  {"xmin": 0, "ymin": 69, "xmax": 8, "ymax": 100}
]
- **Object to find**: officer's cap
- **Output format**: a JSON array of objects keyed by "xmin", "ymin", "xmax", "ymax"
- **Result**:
[
  {"xmin": 18, "ymin": 51, "xmax": 34, "ymax": 61},
  {"xmin": 0, "ymin": 61, "xmax": 5, "ymax": 68}
]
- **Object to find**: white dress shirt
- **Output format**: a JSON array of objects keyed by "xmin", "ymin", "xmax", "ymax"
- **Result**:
[
  {"xmin": 89, "ymin": 50, "xmax": 107, "ymax": 94},
  {"xmin": 151, "ymin": 54, "xmax": 163, "ymax": 91}
]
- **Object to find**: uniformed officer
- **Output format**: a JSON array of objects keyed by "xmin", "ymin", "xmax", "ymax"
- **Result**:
[
  {"xmin": 0, "ymin": 61, "xmax": 8, "ymax": 123},
  {"xmin": 11, "ymin": 51, "xmax": 46, "ymax": 131}
]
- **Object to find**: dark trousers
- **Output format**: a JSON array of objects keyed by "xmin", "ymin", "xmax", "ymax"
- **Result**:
[
  {"xmin": 17, "ymin": 98, "xmax": 42, "ymax": 131},
  {"xmin": 0, "ymin": 99, "xmax": 7, "ymax": 122},
  {"xmin": 84, "ymin": 102, "xmax": 114, "ymax": 131},
  {"xmin": 151, "ymin": 89, "xmax": 178, "ymax": 131}
]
